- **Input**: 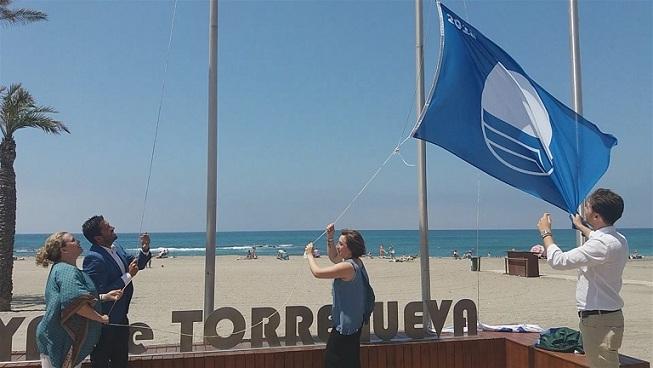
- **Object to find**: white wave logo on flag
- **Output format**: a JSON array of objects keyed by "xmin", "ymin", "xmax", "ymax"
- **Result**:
[{"xmin": 481, "ymin": 62, "xmax": 554, "ymax": 176}]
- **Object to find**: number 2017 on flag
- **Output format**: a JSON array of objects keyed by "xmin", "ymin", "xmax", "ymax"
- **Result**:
[{"xmin": 446, "ymin": 13, "xmax": 476, "ymax": 39}]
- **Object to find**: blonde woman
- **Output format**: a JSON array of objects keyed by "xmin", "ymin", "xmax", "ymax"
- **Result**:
[{"xmin": 35, "ymin": 232, "xmax": 123, "ymax": 368}]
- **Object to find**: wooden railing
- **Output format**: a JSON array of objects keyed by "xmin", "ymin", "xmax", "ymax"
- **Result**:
[{"xmin": 2, "ymin": 332, "xmax": 649, "ymax": 368}]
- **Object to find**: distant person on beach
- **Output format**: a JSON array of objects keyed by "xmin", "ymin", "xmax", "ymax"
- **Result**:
[
  {"xmin": 379, "ymin": 245, "xmax": 385, "ymax": 258},
  {"xmin": 305, "ymin": 223, "xmax": 374, "ymax": 368},
  {"xmin": 82, "ymin": 216, "xmax": 152, "ymax": 368},
  {"xmin": 537, "ymin": 188, "xmax": 627, "ymax": 368},
  {"xmin": 276, "ymin": 249, "xmax": 289, "ymax": 260},
  {"xmin": 35, "ymin": 232, "xmax": 123, "ymax": 368},
  {"xmin": 388, "ymin": 246, "xmax": 395, "ymax": 260},
  {"xmin": 157, "ymin": 248, "xmax": 169, "ymax": 259},
  {"xmin": 452, "ymin": 249, "xmax": 460, "ymax": 260}
]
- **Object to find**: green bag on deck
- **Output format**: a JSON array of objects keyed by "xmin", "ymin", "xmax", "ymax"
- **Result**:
[{"xmin": 534, "ymin": 327, "xmax": 584, "ymax": 353}]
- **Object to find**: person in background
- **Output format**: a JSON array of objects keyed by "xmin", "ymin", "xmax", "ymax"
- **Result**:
[
  {"xmin": 537, "ymin": 188, "xmax": 627, "ymax": 368},
  {"xmin": 305, "ymin": 223, "xmax": 374, "ymax": 368},
  {"xmin": 36, "ymin": 232, "xmax": 123, "ymax": 368}
]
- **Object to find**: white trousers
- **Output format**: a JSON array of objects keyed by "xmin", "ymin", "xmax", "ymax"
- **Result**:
[{"xmin": 579, "ymin": 310, "xmax": 624, "ymax": 368}]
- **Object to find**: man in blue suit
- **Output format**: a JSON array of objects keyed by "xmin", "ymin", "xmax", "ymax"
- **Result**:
[{"xmin": 82, "ymin": 215, "xmax": 151, "ymax": 368}]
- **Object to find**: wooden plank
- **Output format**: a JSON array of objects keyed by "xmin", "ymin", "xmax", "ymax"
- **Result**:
[
  {"xmin": 394, "ymin": 344, "xmax": 404, "ymax": 368},
  {"xmin": 377, "ymin": 345, "xmax": 388, "ymax": 368},
  {"xmin": 312, "ymin": 350, "xmax": 323, "ymax": 368},
  {"xmin": 262, "ymin": 353, "xmax": 273, "ymax": 368},
  {"xmin": 385, "ymin": 344, "xmax": 397, "ymax": 368},
  {"xmin": 225, "ymin": 355, "xmax": 237, "ymax": 368},
  {"xmin": 245, "ymin": 354, "xmax": 256, "ymax": 368},
  {"xmin": 274, "ymin": 352, "xmax": 284, "ymax": 368},
  {"xmin": 410, "ymin": 343, "xmax": 420, "ymax": 368},
  {"xmin": 366, "ymin": 345, "xmax": 376, "ymax": 368},
  {"xmin": 283, "ymin": 351, "xmax": 293, "ymax": 368},
  {"xmin": 292, "ymin": 351, "xmax": 303, "ymax": 368},
  {"xmin": 439, "ymin": 340, "xmax": 448, "ymax": 368},
  {"xmin": 428, "ymin": 341, "xmax": 440, "ymax": 368},
  {"xmin": 419, "ymin": 343, "xmax": 433, "ymax": 368},
  {"xmin": 301, "ymin": 351, "xmax": 313, "ymax": 368},
  {"xmin": 403, "ymin": 344, "xmax": 413, "ymax": 368},
  {"xmin": 193, "ymin": 355, "xmax": 205, "ymax": 368},
  {"xmin": 234, "ymin": 354, "xmax": 246, "ymax": 368}
]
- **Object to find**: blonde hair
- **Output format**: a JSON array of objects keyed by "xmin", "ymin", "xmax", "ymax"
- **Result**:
[{"xmin": 35, "ymin": 232, "xmax": 68, "ymax": 267}]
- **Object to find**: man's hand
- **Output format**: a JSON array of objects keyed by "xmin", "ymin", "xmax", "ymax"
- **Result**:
[
  {"xmin": 140, "ymin": 233, "xmax": 151, "ymax": 253},
  {"xmin": 537, "ymin": 213, "xmax": 552, "ymax": 234},
  {"xmin": 104, "ymin": 289, "xmax": 123, "ymax": 302},
  {"xmin": 128, "ymin": 259, "xmax": 139, "ymax": 277},
  {"xmin": 572, "ymin": 214, "xmax": 584, "ymax": 229},
  {"xmin": 99, "ymin": 315, "xmax": 110, "ymax": 324}
]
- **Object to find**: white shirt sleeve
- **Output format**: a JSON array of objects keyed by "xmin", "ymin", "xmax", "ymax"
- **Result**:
[
  {"xmin": 547, "ymin": 233, "xmax": 609, "ymax": 270},
  {"xmin": 121, "ymin": 272, "xmax": 133, "ymax": 286}
]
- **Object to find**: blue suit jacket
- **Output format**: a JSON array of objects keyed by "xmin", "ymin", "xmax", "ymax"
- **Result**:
[{"xmin": 83, "ymin": 243, "xmax": 150, "ymax": 323}]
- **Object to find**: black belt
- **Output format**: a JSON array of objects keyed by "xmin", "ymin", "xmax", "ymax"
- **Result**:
[{"xmin": 578, "ymin": 309, "xmax": 621, "ymax": 318}]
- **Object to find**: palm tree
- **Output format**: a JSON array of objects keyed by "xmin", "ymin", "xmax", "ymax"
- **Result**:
[
  {"xmin": 0, "ymin": 0, "xmax": 47, "ymax": 25},
  {"xmin": 0, "ymin": 84, "xmax": 68, "ymax": 311}
]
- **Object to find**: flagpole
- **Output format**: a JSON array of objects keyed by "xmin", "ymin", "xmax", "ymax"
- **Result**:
[
  {"xmin": 568, "ymin": 0, "xmax": 585, "ymax": 247},
  {"xmin": 204, "ymin": 0, "xmax": 218, "ymax": 320},
  {"xmin": 415, "ymin": 0, "xmax": 432, "ymax": 334}
]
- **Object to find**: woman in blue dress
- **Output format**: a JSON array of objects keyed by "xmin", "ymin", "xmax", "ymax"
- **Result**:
[
  {"xmin": 35, "ymin": 232, "xmax": 123, "ymax": 368},
  {"xmin": 305, "ymin": 224, "xmax": 374, "ymax": 368}
]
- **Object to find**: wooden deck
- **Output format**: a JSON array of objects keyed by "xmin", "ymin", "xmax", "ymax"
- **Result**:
[{"xmin": 2, "ymin": 332, "xmax": 649, "ymax": 368}]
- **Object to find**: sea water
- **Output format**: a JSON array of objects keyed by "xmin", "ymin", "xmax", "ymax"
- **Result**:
[{"xmin": 14, "ymin": 228, "xmax": 652, "ymax": 258}]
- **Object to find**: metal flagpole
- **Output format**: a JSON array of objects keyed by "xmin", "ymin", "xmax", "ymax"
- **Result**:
[
  {"xmin": 204, "ymin": 0, "xmax": 218, "ymax": 320},
  {"xmin": 415, "ymin": 0, "xmax": 432, "ymax": 334},
  {"xmin": 568, "ymin": 0, "xmax": 585, "ymax": 247}
]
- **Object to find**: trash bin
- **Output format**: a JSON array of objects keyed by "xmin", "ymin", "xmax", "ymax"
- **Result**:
[{"xmin": 470, "ymin": 256, "xmax": 481, "ymax": 271}]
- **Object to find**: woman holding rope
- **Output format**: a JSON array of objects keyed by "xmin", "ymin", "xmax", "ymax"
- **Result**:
[
  {"xmin": 305, "ymin": 223, "xmax": 375, "ymax": 368},
  {"xmin": 35, "ymin": 232, "xmax": 123, "ymax": 368}
]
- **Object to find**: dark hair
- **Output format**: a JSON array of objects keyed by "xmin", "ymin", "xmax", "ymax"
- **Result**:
[
  {"xmin": 82, "ymin": 215, "xmax": 104, "ymax": 245},
  {"xmin": 341, "ymin": 229, "xmax": 366, "ymax": 258},
  {"xmin": 587, "ymin": 188, "xmax": 624, "ymax": 225}
]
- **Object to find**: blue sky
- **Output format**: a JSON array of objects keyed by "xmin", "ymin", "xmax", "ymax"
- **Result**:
[{"xmin": 2, "ymin": 0, "xmax": 651, "ymax": 233}]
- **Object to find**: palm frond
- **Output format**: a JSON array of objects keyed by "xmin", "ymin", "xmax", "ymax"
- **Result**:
[
  {"xmin": 0, "ymin": 0, "xmax": 47, "ymax": 25},
  {"xmin": 0, "ymin": 83, "xmax": 68, "ymax": 138}
]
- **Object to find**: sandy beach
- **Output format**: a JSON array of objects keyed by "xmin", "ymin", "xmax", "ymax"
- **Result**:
[{"xmin": 3, "ymin": 256, "xmax": 652, "ymax": 363}]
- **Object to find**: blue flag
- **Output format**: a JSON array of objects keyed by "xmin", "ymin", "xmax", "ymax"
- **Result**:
[{"xmin": 413, "ymin": 3, "xmax": 617, "ymax": 213}]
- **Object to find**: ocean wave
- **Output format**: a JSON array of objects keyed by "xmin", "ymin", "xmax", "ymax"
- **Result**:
[
  {"xmin": 126, "ymin": 244, "xmax": 298, "ymax": 253},
  {"xmin": 128, "ymin": 247, "xmax": 207, "ymax": 253}
]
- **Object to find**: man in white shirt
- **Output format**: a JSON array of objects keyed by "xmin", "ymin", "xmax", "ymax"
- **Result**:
[{"xmin": 537, "ymin": 188, "xmax": 627, "ymax": 368}]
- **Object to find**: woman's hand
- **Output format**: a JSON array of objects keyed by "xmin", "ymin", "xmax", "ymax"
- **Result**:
[
  {"xmin": 99, "ymin": 314, "xmax": 110, "ymax": 324},
  {"xmin": 104, "ymin": 289, "xmax": 123, "ymax": 302},
  {"xmin": 326, "ymin": 224, "xmax": 335, "ymax": 239},
  {"xmin": 305, "ymin": 242, "xmax": 314, "ymax": 258}
]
